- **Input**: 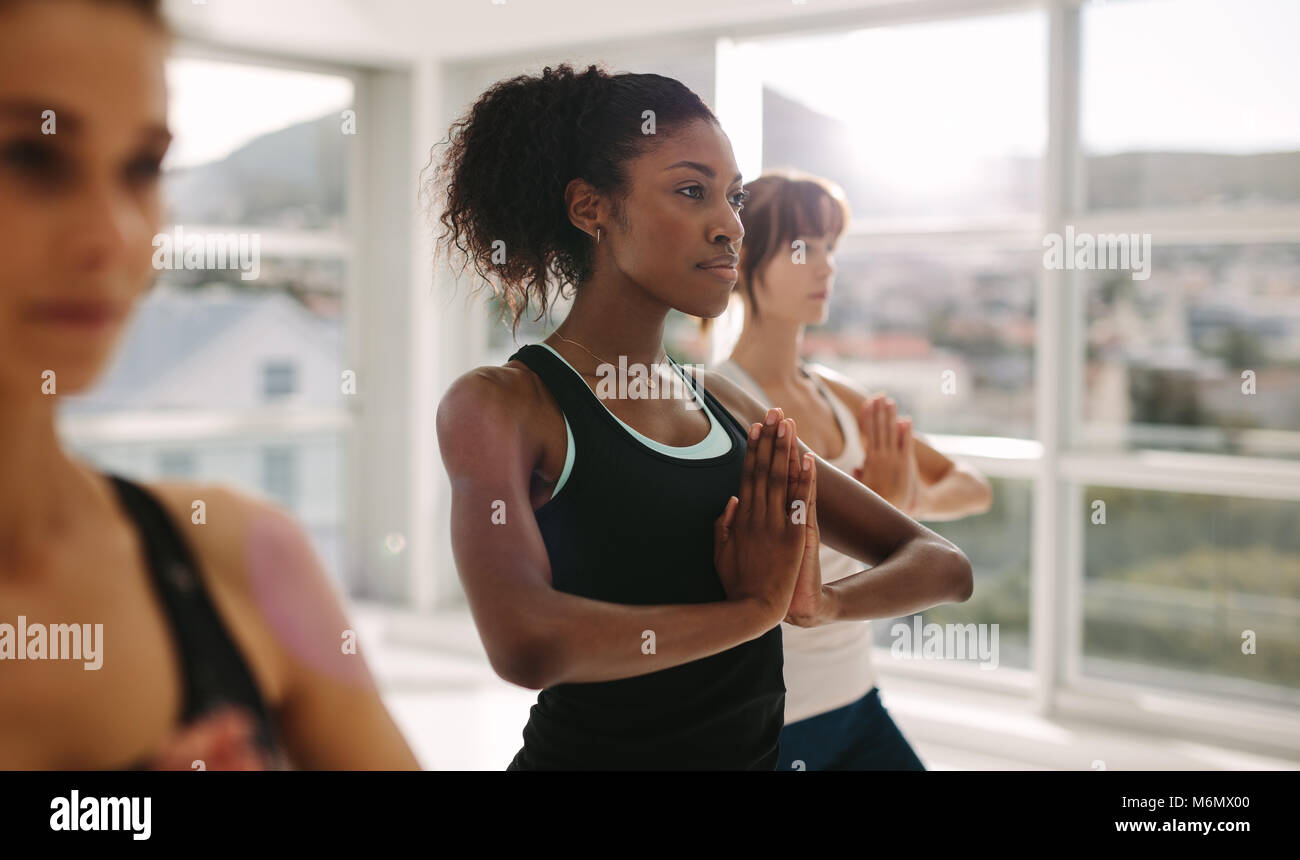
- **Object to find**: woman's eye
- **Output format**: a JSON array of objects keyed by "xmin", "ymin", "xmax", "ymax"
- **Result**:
[
  {"xmin": 0, "ymin": 139, "xmax": 73, "ymax": 190},
  {"xmin": 2, "ymin": 140, "xmax": 56, "ymax": 172},
  {"xmin": 125, "ymin": 153, "xmax": 164, "ymax": 184},
  {"xmin": 678, "ymin": 185, "xmax": 748, "ymax": 210}
]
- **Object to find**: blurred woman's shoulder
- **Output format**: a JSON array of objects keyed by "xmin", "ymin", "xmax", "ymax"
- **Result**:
[{"xmin": 142, "ymin": 479, "xmax": 316, "ymax": 709}]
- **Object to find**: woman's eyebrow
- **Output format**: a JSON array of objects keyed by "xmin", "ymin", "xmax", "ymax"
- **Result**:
[
  {"xmin": 663, "ymin": 160, "xmax": 744, "ymax": 185},
  {"xmin": 0, "ymin": 100, "xmax": 169, "ymax": 145},
  {"xmin": 0, "ymin": 99, "xmax": 82, "ymax": 132}
]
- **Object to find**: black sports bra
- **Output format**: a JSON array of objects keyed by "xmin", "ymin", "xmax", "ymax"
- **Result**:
[{"xmin": 107, "ymin": 473, "xmax": 281, "ymax": 769}]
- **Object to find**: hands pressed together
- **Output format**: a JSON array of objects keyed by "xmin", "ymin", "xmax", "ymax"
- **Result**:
[
  {"xmin": 851, "ymin": 393, "xmax": 920, "ymax": 515},
  {"xmin": 713, "ymin": 407, "xmax": 832, "ymax": 630}
]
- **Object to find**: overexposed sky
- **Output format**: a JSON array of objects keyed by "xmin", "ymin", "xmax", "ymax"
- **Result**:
[
  {"xmin": 1081, "ymin": 0, "xmax": 1300, "ymax": 153},
  {"xmin": 760, "ymin": 11, "xmax": 1047, "ymax": 159},
  {"xmin": 756, "ymin": 0, "xmax": 1299, "ymax": 163},
  {"xmin": 757, "ymin": 11, "xmax": 1046, "ymax": 190},
  {"xmin": 164, "ymin": 58, "xmax": 354, "ymax": 170}
]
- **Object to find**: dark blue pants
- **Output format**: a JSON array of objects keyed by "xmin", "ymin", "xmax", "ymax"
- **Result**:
[{"xmin": 777, "ymin": 686, "xmax": 926, "ymax": 771}]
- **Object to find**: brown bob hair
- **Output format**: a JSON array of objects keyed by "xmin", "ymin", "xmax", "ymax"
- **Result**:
[{"xmin": 702, "ymin": 167, "xmax": 851, "ymax": 333}]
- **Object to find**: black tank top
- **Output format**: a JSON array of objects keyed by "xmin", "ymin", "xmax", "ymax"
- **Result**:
[
  {"xmin": 106, "ymin": 473, "xmax": 281, "ymax": 769},
  {"xmin": 505, "ymin": 344, "xmax": 785, "ymax": 770}
]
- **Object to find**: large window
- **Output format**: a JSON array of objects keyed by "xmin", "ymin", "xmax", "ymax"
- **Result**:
[
  {"xmin": 1068, "ymin": 0, "xmax": 1300, "ymax": 714},
  {"xmin": 754, "ymin": 11, "xmax": 1046, "ymax": 221},
  {"xmin": 1081, "ymin": 486, "xmax": 1300, "ymax": 709},
  {"xmin": 1082, "ymin": 243, "xmax": 1300, "ymax": 458},
  {"xmin": 58, "ymin": 53, "xmax": 358, "ymax": 593},
  {"xmin": 813, "ymin": 246, "xmax": 1038, "ymax": 439},
  {"xmin": 712, "ymin": 0, "xmax": 1300, "ymax": 742},
  {"xmin": 1080, "ymin": 0, "xmax": 1300, "ymax": 212},
  {"xmin": 1076, "ymin": 0, "xmax": 1300, "ymax": 460},
  {"xmin": 721, "ymin": 9, "xmax": 1047, "ymax": 678},
  {"xmin": 873, "ymin": 476, "xmax": 1034, "ymax": 671}
]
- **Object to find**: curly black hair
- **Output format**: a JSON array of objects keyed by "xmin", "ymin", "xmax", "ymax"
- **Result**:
[{"xmin": 425, "ymin": 63, "xmax": 718, "ymax": 338}]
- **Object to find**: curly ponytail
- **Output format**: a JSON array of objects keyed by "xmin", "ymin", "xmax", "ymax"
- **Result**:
[{"xmin": 425, "ymin": 63, "xmax": 717, "ymax": 338}]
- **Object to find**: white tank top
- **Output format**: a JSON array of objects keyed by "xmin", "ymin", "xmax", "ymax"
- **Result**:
[{"xmin": 710, "ymin": 359, "xmax": 877, "ymax": 724}]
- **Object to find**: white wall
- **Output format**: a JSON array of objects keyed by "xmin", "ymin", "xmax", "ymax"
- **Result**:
[{"xmin": 165, "ymin": 0, "xmax": 958, "ymax": 66}]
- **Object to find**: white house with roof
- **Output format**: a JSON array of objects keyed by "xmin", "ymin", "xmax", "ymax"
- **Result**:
[{"xmin": 58, "ymin": 284, "xmax": 349, "ymax": 587}]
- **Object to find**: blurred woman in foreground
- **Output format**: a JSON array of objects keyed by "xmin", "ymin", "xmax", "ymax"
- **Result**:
[{"xmin": 0, "ymin": 0, "xmax": 418, "ymax": 769}]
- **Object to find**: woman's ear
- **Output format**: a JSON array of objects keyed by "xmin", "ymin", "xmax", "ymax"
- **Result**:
[{"xmin": 563, "ymin": 177, "xmax": 601, "ymax": 238}]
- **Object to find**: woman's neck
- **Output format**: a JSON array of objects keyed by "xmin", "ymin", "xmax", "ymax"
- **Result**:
[
  {"xmin": 547, "ymin": 272, "xmax": 671, "ymax": 371},
  {"xmin": 0, "ymin": 393, "xmax": 93, "ymax": 572},
  {"xmin": 729, "ymin": 307, "xmax": 807, "ymax": 390}
]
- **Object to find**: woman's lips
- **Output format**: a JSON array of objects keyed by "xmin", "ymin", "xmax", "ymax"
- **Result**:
[
  {"xmin": 697, "ymin": 264, "xmax": 738, "ymax": 281},
  {"xmin": 26, "ymin": 302, "xmax": 123, "ymax": 329}
]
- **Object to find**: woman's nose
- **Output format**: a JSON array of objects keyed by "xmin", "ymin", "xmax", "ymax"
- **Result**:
[{"xmin": 68, "ymin": 181, "xmax": 137, "ymax": 272}]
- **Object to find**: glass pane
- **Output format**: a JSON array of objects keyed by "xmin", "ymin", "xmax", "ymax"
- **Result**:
[
  {"xmin": 55, "ymin": 56, "xmax": 356, "ymax": 594},
  {"xmin": 755, "ymin": 10, "xmax": 1046, "ymax": 219},
  {"xmin": 1081, "ymin": 0, "xmax": 1300, "ymax": 210},
  {"xmin": 164, "ymin": 57, "xmax": 354, "ymax": 229},
  {"xmin": 1082, "ymin": 486, "xmax": 1300, "ymax": 708},
  {"xmin": 66, "ymin": 432, "xmax": 348, "ymax": 590},
  {"xmin": 62, "ymin": 279, "xmax": 346, "ymax": 414},
  {"xmin": 872, "ymin": 476, "xmax": 1032, "ymax": 671},
  {"xmin": 807, "ymin": 245, "xmax": 1037, "ymax": 438},
  {"xmin": 157, "ymin": 449, "xmax": 196, "ymax": 479},
  {"xmin": 61, "ymin": 280, "xmax": 348, "ymax": 590},
  {"xmin": 1082, "ymin": 243, "xmax": 1300, "ymax": 458}
]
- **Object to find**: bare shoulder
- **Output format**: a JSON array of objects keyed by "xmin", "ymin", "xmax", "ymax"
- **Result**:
[
  {"xmin": 443, "ymin": 362, "xmax": 542, "ymax": 404},
  {"xmin": 806, "ymin": 362, "xmax": 873, "ymax": 412},
  {"xmin": 807, "ymin": 363, "xmax": 939, "ymax": 445},
  {"xmin": 436, "ymin": 362, "xmax": 550, "ymax": 464},
  {"xmin": 143, "ymin": 480, "xmax": 338, "ymax": 706},
  {"xmin": 693, "ymin": 366, "xmax": 769, "ymax": 427},
  {"xmin": 144, "ymin": 481, "xmax": 288, "ymax": 590},
  {"xmin": 438, "ymin": 362, "xmax": 545, "ymax": 417},
  {"xmin": 144, "ymin": 481, "xmax": 335, "ymax": 620}
]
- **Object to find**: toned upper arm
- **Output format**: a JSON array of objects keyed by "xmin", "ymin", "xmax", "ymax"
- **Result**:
[
  {"xmin": 695, "ymin": 368, "xmax": 927, "ymax": 566},
  {"xmin": 150, "ymin": 482, "xmax": 420, "ymax": 769},
  {"xmin": 435, "ymin": 366, "xmax": 560, "ymax": 688}
]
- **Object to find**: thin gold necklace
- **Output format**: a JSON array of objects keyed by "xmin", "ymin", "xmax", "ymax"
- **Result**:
[{"xmin": 552, "ymin": 332, "xmax": 668, "ymax": 386}]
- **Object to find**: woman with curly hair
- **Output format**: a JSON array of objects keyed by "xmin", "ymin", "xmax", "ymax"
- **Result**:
[{"xmin": 430, "ymin": 63, "xmax": 973, "ymax": 770}]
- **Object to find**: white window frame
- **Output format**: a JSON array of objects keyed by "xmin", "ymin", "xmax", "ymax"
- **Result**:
[
  {"xmin": 58, "ymin": 40, "xmax": 368, "ymax": 588},
  {"xmin": 707, "ymin": 0, "xmax": 1300, "ymax": 754}
]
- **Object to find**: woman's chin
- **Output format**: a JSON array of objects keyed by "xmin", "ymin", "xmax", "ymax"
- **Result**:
[
  {"xmin": 691, "ymin": 291, "xmax": 733, "ymax": 320},
  {"xmin": 14, "ymin": 351, "xmax": 113, "ymax": 398}
]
